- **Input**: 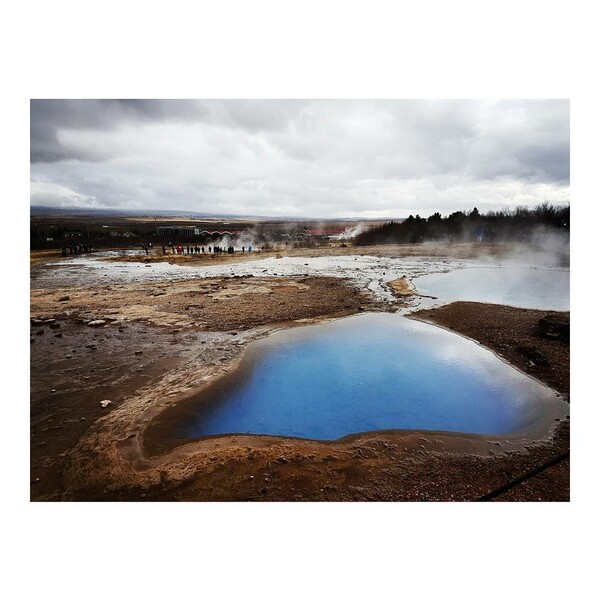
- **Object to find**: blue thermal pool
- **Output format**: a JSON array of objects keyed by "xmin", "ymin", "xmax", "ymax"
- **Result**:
[
  {"xmin": 414, "ymin": 266, "xmax": 569, "ymax": 310},
  {"xmin": 167, "ymin": 313, "xmax": 566, "ymax": 443}
]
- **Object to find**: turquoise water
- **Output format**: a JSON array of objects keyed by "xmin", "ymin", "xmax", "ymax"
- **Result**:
[
  {"xmin": 415, "ymin": 266, "xmax": 569, "ymax": 310},
  {"xmin": 179, "ymin": 314, "xmax": 564, "ymax": 441}
]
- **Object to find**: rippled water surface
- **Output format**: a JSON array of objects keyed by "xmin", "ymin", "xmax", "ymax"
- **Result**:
[{"xmin": 178, "ymin": 314, "xmax": 565, "ymax": 441}]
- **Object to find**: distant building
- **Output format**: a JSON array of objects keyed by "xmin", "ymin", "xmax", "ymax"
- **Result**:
[
  {"xmin": 109, "ymin": 230, "xmax": 137, "ymax": 237},
  {"xmin": 199, "ymin": 230, "xmax": 240, "ymax": 236},
  {"xmin": 156, "ymin": 226, "xmax": 201, "ymax": 236}
]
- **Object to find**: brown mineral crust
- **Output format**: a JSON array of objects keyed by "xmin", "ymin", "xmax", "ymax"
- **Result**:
[{"xmin": 386, "ymin": 277, "xmax": 416, "ymax": 297}]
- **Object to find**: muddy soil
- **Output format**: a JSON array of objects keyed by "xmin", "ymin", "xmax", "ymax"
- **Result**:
[{"xmin": 30, "ymin": 321, "xmax": 193, "ymax": 500}]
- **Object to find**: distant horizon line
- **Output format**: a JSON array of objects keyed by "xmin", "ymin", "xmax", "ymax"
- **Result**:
[{"xmin": 29, "ymin": 205, "xmax": 408, "ymax": 222}]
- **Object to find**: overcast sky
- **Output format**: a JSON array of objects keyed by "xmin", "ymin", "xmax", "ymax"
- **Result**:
[{"xmin": 30, "ymin": 99, "xmax": 569, "ymax": 218}]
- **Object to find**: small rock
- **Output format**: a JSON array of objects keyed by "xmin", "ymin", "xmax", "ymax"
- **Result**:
[
  {"xmin": 54, "ymin": 333, "xmax": 63, "ymax": 338},
  {"xmin": 135, "ymin": 350, "xmax": 143, "ymax": 355},
  {"xmin": 100, "ymin": 400, "xmax": 112, "ymax": 408},
  {"xmin": 87, "ymin": 320, "xmax": 106, "ymax": 327},
  {"xmin": 59, "ymin": 296, "xmax": 70, "ymax": 302}
]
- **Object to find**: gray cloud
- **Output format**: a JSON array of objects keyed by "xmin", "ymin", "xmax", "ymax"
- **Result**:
[
  {"xmin": 30, "ymin": 99, "xmax": 569, "ymax": 217},
  {"xmin": 30, "ymin": 99, "xmax": 209, "ymax": 163}
]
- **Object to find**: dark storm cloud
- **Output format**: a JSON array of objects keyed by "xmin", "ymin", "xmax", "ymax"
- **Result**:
[
  {"xmin": 30, "ymin": 99, "xmax": 209, "ymax": 163},
  {"xmin": 30, "ymin": 100, "xmax": 570, "ymax": 217}
]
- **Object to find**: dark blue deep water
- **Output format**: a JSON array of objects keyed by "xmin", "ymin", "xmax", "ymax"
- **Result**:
[{"xmin": 180, "ymin": 314, "xmax": 564, "ymax": 441}]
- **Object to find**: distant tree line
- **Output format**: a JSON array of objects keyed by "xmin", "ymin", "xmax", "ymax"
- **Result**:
[{"xmin": 354, "ymin": 203, "xmax": 570, "ymax": 245}]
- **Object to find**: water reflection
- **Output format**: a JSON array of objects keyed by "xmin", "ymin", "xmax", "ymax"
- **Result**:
[
  {"xmin": 178, "ymin": 314, "xmax": 566, "ymax": 441},
  {"xmin": 414, "ymin": 266, "xmax": 569, "ymax": 311}
]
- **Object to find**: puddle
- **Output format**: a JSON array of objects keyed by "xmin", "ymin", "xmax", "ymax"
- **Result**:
[
  {"xmin": 155, "ymin": 313, "xmax": 567, "ymax": 444},
  {"xmin": 413, "ymin": 266, "xmax": 569, "ymax": 311}
]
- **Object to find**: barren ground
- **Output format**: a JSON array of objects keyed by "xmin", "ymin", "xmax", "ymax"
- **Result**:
[{"xmin": 30, "ymin": 243, "xmax": 570, "ymax": 501}]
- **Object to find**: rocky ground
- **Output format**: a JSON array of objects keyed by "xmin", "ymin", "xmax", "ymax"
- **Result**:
[
  {"xmin": 30, "ymin": 245, "xmax": 570, "ymax": 502},
  {"xmin": 30, "ymin": 275, "xmax": 379, "ymax": 331}
]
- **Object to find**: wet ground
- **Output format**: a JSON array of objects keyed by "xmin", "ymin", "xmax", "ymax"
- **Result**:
[
  {"xmin": 31, "ymin": 247, "xmax": 462, "ymax": 302},
  {"xmin": 30, "ymin": 243, "xmax": 570, "ymax": 501}
]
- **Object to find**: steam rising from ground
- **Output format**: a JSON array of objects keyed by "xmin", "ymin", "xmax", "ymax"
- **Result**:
[
  {"xmin": 336, "ymin": 223, "xmax": 368, "ymax": 239},
  {"xmin": 480, "ymin": 228, "xmax": 569, "ymax": 268}
]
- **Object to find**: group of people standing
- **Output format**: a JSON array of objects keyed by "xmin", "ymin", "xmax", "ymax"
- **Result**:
[
  {"xmin": 159, "ymin": 243, "xmax": 253, "ymax": 255},
  {"xmin": 61, "ymin": 244, "xmax": 93, "ymax": 256}
]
